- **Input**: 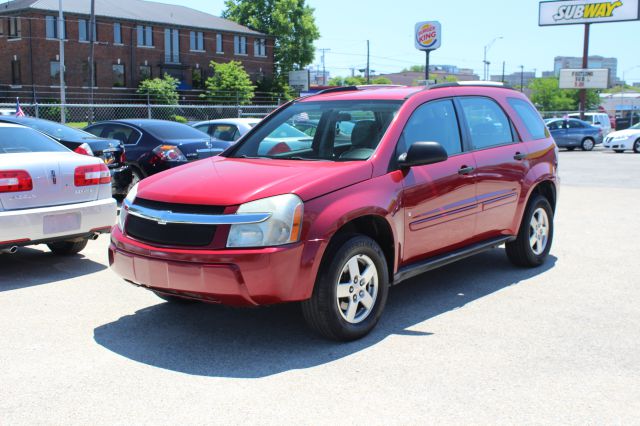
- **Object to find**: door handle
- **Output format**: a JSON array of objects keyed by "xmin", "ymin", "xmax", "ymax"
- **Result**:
[
  {"xmin": 514, "ymin": 152, "xmax": 527, "ymax": 161},
  {"xmin": 458, "ymin": 165, "xmax": 475, "ymax": 175}
]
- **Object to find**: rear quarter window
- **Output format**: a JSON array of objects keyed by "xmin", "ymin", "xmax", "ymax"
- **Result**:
[{"xmin": 507, "ymin": 98, "xmax": 549, "ymax": 140}]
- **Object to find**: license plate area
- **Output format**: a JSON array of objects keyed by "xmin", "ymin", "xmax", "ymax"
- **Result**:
[{"xmin": 43, "ymin": 212, "xmax": 81, "ymax": 234}]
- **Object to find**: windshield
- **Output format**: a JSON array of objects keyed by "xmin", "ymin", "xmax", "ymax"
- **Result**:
[
  {"xmin": 228, "ymin": 100, "xmax": 402, "ymax": 161},
  {"xmin": 0, "ymin": 127, "xmax": 69, "ymax": 153},
  {"xmin": 145, "ymin": 122, "xmax": 209, "ymax": 140},
  {"xmin": 630, "ymin": 122, "xmax": 640, "ymax": 130},
  {"xmin": 7, "ymin": 117, "xmax": 95, "ymax": 140}
]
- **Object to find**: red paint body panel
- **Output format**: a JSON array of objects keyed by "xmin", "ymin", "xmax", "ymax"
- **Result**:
[{"xmin": 109, "ymin": 85, "xmax": 558, "ymax": 306}]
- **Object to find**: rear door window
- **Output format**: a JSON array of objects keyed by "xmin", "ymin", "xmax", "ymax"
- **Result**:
[
  {"xmin": 458, "ymin": 97, "xmax": 515, "ymax": 150},
  {"xmin": 210, "ymin": 124, "xmax": 239, "ymax": 141},
  {"xmin": 399, "ymin": 99, "xmax": 463, "ymax": 156},
  {"xmin": 568, "ymin": 120, "xmax": 586, "ymax": 129},
  {"xmin": 507, "ymin": 98, "xmax": 549, "ymax": 140},
  {"xmin": 101, "ymin": 125, "xmax": 141, "ymax": 145}
]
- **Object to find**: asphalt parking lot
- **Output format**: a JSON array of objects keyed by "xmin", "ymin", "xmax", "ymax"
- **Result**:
[{"xmin": 1, "ymin": 147, "xmax": 639, "ymax": 424}]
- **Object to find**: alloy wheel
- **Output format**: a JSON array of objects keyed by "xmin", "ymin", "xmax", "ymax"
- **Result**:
[
  {"xmin": 335, "ymin": 254, "xmax": 379, "ymax": 324},
  {"xmin": 529, "ymin": 208, "xmax": 550, "ymax": 256}
]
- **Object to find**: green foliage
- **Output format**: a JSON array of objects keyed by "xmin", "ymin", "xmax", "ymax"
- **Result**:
[
  {"xmin": 529, "ymin": 77, "xmax": 600, "ymax": 111},
  {"xmin": 223, "ymin": 0, "xmax": 320, "ymax": 87},
  {"xmin": 203, "ymin": 60, "xmax": 255, "ymax": 104},
  {"xmin": 401, "ymin": 65, "xmax": 426, "ymax": 73},
  {"xmin": 137, "ymin": 74, "xmax": 179, "ymax": 105},
  {"xmin": 171, "ymin": 115, "xmax": 188, "ymax": 124},
  {"xmin": 371, "ymin": 77, "xmax": 392, "ymax": 85}
]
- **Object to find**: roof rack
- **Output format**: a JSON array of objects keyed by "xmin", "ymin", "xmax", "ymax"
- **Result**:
[{"xmin": 404, "ymin": 81, "xmax": 515, "ymax": 99}]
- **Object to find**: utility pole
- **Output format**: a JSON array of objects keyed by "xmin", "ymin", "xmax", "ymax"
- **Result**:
[
  {"xmin": 58, "ymin": 0, "xmax": 66, "ymax": 123},
  {"xmin": 318, "ymin": 48, "xmax": 330, "ymax": 85},
  {"xmin": 366, "ymin": 40, "xmax": 370, "ymax": 84},
  {"xmin": 88, "ymin": 0, "xmax": 95, "ymax": 123},
  {"xmin": 501, "ymin": 61, "xmax": 505, "ymax": 83},
  {"xmin": 578, "ymin": 23, "xmax": 590, "ymax": 120},
  {"xmin": 520, "ymin": 65, "xmax": 524, "ymax": 92}
]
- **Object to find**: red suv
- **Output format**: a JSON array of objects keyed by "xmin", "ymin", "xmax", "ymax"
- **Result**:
[{"xmin": 109, "ymin": 83, "xmax": 558, "ymax": 341}]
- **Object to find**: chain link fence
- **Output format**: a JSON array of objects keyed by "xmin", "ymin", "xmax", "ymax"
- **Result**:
[{"xmin": 0, "ymin": 103, "xmax": 279, "ymax": 125}]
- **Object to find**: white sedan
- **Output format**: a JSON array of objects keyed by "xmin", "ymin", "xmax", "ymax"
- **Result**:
[
  {"xmin": 603, "ymin": 123, "xmax": 640, "ymax": 153},
  {"xmin": 0, "ymin": 123, "xmax": 117, "ymax": 255}
]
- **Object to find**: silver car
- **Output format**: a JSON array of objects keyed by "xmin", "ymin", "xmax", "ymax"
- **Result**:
[{"xmin": 0, "ymin": 123, "xmax": 117, "ymax": 255}]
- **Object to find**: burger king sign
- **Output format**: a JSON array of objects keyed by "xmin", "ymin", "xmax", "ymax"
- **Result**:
[{"xmin": 415, "ymin": 21, "xmax": 442, "ymax": 51}]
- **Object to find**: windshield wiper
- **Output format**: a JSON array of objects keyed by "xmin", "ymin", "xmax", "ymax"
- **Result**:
[{"xmin": 286, "ymin": 156, "xmax": 330, "ymax": 161}]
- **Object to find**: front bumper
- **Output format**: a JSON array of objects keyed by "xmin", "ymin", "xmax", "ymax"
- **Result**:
[
  {"xmin": 108, "ymin": 226, "xmax": 324, "ymax": 306},
  {"xmin": 603, "ymin": 139, "xmax": 632, "ymax": 150},
  {"xmin": 0, "ymin": 198, "xmax": 117, "ymax": 248}
]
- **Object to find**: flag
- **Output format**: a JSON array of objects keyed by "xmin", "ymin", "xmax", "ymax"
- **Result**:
[{"xmin": 15, "ymin": 98, "xmax": 25, "ymax": 117}]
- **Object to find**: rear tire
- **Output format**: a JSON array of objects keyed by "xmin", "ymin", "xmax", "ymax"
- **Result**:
[
  {"xmin": 581, "ymin": 138, "xmax": 595, "ymax": 151},
  {"xmin": 302, "ymin": 235, "xmax": 389, "ymax": 341},
  {"xmin": 47, "ymin": 238, "xmax": 89, "ymax": 255},
  {"xmin": 633, "ymin": 139, "xmax": 640, "ymax": 153},
  {"xmin": 506, "ymin": 195, "xmax": 554, "ymax": 267}
]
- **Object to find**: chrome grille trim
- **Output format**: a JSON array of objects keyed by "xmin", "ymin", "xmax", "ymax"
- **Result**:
[{"xmin": 124, "ymin": 201, "xmax": 271, "ymax": 226}]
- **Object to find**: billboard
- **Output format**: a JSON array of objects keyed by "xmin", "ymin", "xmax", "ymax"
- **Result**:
[
  {"xmin": 288, "ymin": 70, "xmax": 310, "ymax": 92},
  {"xmin": 559, "ymin": 68, "xmax": 610, "ymax": 88},
  {"xmin": 539, "ymin": 0, "xmax": 640, "ymax": 25},
  {"xmin": 415, "ymin": 21, "xmax": 442, "ymax": 51}
]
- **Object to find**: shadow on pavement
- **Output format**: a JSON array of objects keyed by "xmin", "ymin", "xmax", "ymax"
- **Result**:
[
  {"xmin": 94, "ymin": 249, "xmax": 557, "ymax": 378},
  {"xmin": 0, "ymin": 246, "xmax": 107, "ymax": 292}
]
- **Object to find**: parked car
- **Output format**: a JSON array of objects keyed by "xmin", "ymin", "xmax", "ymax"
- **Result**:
[
  {"xmin": 545, "ymin": 118, "xmax": 602, "ymax": 151},
  {"xmin": 84, "ymin": 119, "xmax": 211, "ymax": 190},
  {"xmin": 0, "ymin": 123, "xmax": 116, "ymax": 255},
  {"xmin": 615, "ymin": 113, "xmax": 640, "ymax": 131},
  {"xmin": 191, "ymin": 118, "xmax": 260, "ymax": 157},
  {"xmin": 602, "ymin": 122, "xmax": 640, "ymax": 153},
  {"xmin": 0, "ymin": 108, "xmax": 16, "ymax": 116},
  {"xmin": 110, "ymin": 83, "xmax": 558, "ymax": 341},
  {"xmin": 568, "ymin": 112, "xmax": 612, "ymax": 135},
  {"xmin": 0, "ymin": 116, "xmax": 131, "ymax": 196}
]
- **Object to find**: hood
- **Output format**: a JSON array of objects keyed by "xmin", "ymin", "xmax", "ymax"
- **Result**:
[
  {"xmin": 136, "ymin": 156, "xmax": 373, "ymax": 205},
  {"xmin": 609, "ymin": 129, "xmax": 640, "ymax": 138}
]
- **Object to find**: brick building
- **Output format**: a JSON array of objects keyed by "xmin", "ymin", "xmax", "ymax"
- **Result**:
[{"xmin": 0, "ymin": 0, "xmax": 274, "ymax": 101}]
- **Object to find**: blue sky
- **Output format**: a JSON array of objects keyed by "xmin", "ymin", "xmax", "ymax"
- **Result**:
[{"xmin": 159, "ymin": 0, "xmax": 639, "ymax": 83}]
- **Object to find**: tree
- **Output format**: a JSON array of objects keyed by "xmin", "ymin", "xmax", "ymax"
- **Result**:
[
  {"xmin": 529, "ymin": 77, "xmax": 600, "ymax": 111},
  {"xmin": 137, "ymin": 74, "xmax": 179, "ymax": 104},
  {"xmin": 203, "ymin": 60, "xmax": 255, "ymax": 104},
  {"xmin": 327, "ymin": 76, "xmax": 393, "ymax": 86},
  {"xmin": 371, "ymin": 77, "xmax": 392, "ymax": 85},
  {"xmin": 222, "ymin": 0, "xmax": 320, "ymax": 87}
]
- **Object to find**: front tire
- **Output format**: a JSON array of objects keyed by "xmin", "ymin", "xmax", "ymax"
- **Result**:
[
  {"xmin": 633, "ymin": 139, "xmax": 640, "ymax": 153},
  {"xmin": 506, "ymin": 195, "xmax": 554, "ymax": 267},
  {"xmin": 47, "ymin": 238, "xmax": 89, "ymax": 255},
  {"xmin": 581, "ymin": 138, "xmax": 595, "ymax": 151},
  {"xmin": 302, "ymin": 235, "xmax": 389, "ymax": 341}
]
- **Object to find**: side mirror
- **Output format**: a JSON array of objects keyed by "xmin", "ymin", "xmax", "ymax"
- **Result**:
[
  {"xmin": 595, "ymin": 121, "xmax": 602, "ymax": 125},
  {"xmin": 398, "ymin": 141, "xmax": 448, "ymax": 169}
]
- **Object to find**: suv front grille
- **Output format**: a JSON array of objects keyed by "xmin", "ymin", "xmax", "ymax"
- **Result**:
[{"xmin": 124, "ymin": 198, "xmax": 224, "ymax": 247}]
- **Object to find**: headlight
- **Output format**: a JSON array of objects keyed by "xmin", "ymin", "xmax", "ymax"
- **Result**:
[
  {"xmin": 118, "ymin": 183, "xmax": 138, "ymax": 231},
  {"xmin": 227, "ymin": 194, "xmax": 303, "ymax": 248}
]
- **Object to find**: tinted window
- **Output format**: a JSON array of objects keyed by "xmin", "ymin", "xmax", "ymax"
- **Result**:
[
  {"xmin": 145, "ymin": 122, "xmax": 209, "ymax": 140},
  {"xmin": 84, "ymin": 124, "xmax": 106, "ymax": 137},
  {"xmin": 4, "ymin": 117, "xmax": 94, "ymax": 140},
  {"xmin": 210, "ymin": 125, "xmax": 239, "ymax": 141},
  {"xmin": 568, "ymin": 120, "xmax": 586, "ymax": 129},
  {"xmin": 193, "ymin": 124, "xmax": 210, "ymax": 135},
  {"xmin": 508, "ymin": 98, "xmax": 548, "ymax": 140},
  {"xmin": 400, "ymin": 99, "xmax": 462, "ymax": 156},
  {"xmin": 459, "ymin": 97, "xmax": 514, "ymax": 149},
  {"xmin": 546, "ymin": 120, "xmax": 563, "ymax": 130},
  {"xmin": 99, "ymin": 124, "xmax": 140, "ymax": 145},
  {"xmin": 0, "ymin": 127, "xmax": 69, "ymax": 153}
]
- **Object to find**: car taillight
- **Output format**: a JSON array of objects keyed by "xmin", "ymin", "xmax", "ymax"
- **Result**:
[
  {"xmin": 0, "ymin": 170, "xmax": 33, "ymax": 193},
  {"xmin": 74, "ymin": 143, "xmax": 94, "ymax": 156},
  {"xmin": 120, "ymin": 151, "xmax": 126, "ymax": 163},
  {"xmin": 74, "ymin": 164, "xmax": 111, "ymax": 186},
  {"xmin": 151, "ymin": 145, "xmax": 187, "ymax": 163}
]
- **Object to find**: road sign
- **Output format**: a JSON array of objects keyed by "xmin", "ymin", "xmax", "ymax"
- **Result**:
[
  {"xmin": 288, "ymin": 70, "xmax": 310, "ymax": 92},
  {"xmin": 559, "ymin": 68, "xmax": 610, "ymax": 89},
  {"xmin": 539, "ymin": 0, "xmax": 640, "ymax": 26},
  {"xmin": 414, "ymin": 21, "xmax": 442, "ymax": 51}
]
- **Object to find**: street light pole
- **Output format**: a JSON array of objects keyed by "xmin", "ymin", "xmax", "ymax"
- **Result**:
[
  {"xmin": 483, "ymin": 36, "xmax": 502, "ymax": 81},
  {"xmin": 58, "ymin": 0, "xmax": 65, "ymax": 123}
]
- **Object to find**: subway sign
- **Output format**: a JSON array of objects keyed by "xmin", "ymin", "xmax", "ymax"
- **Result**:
[{"xmin": 539, "ymin": 0, "xmax": 640, "ymax": 25}]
